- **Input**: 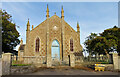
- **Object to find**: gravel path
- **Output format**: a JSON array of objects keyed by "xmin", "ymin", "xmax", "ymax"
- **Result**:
[{"xmin": 26, "ymin": 68, "xmax": 119, "ymax": 75}]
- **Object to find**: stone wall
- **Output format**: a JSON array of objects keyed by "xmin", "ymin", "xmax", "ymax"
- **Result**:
[
  {"xmin": 75, "ymin": 56, "xmax": 83, "ymax": 66},
  {"xmin": 112, "ymin": 53, "xmax": 119, "ymax": 70},
  {"xmin": 103, "ymin": 64, "xmax": 114, "ymax": 71},
  {"xmin": 23, "ymin": 56, "xmax": 46, "ymax": 65},
  {"xmin": 11, "ymin": 66, "xmax": 37, "ymax": 75},
  {"xmin": 119, "ymin": 56, "xmax": 120, "ymax": 71}
]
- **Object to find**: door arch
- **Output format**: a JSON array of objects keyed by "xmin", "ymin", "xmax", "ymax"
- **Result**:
[{"xmin": 51, "ymin": 40, "xmax": 60, "ymax": 61}]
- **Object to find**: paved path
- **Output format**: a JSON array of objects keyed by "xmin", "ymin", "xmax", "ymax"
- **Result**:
[{"xmin": 26, "ymin": 68, "xmax": 119, "ymax": 75}]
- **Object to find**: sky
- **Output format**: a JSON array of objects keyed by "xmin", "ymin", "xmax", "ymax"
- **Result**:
[{"xmin": 2, "ymin": 2, "xmax": 118, "ymax": 56}]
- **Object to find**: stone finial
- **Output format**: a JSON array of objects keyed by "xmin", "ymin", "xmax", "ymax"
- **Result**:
[
  {"xmin": 77, "ymin": 22, "xmax": 80, "ymax": 32},
  {"xmin": 20, "ymin": 38, "xmax": 23, "ymax": 45},
  {"xmin": 54, "ymin": 12, "xmax": 56, "ymax": 15},
  {"xmin": 27, "ymin": 18, "xmax": 30, "ymax": 31},
  {"xmin": 46, "ymin": 4, "xmax": 49, "ymax": 19},
  {"xmin": 27, "ymin": 18, "xmax": 30, "ymax": 26},
  {"xmin": 32, "ymin": 25, "xmax": 34, "ymax": 30},
  {"xmin": 61, "ymin": 5, "xmax": 64, "ymax": 19}
]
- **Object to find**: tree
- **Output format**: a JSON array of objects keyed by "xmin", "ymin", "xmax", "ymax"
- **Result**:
[
  {"xmin": 2, "ymin": 10, "xmax": 20, "ymax": 53},
  {"xmin": 118, "ymin": 28, "xmax": 120, "ymax": 55},
  {"xmin": 84, "ymin": 26, "xmax": 120, "ymax": 56},
  {"xmin": 90, "ymin": 36, "xmax": 112, "ymax": 58},
  {"xmin": 84, "ymin": 33, "xmax": 97, "ymax": 55},
  {"xmin": 100, "ymin": 26, "xmax": 120, "ymax": 55},
  {"xmin": 90, "ymin": 37, "xmax": 107, "ymax": 54}
]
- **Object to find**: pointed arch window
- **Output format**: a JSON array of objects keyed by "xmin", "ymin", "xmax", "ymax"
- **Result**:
[
  {"xmin": 70, "ymin": 39, "xmax": 73, "ymax": 51},
  {"xmin": 35, "ymin": 38, "xmax": 40, "ymax": 52}
]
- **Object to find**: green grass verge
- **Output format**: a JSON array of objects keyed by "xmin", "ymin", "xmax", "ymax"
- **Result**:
[
  {"xmin": 12, "ymin": 64, "xmax": 31, "ymax": 66},
  {"xmin": 100, "ymin": 62, "xmax": 109, "ymax": 64}
]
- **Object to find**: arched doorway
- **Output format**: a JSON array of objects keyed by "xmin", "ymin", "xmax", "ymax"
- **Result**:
[{"xmin": 51, "ymin": 40, "xmax": 60, "ymax": 65}]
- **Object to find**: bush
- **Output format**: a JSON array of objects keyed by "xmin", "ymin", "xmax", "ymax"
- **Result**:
[{"xmin": 100, "ymin": 62, "xmax": 109, "ymax": 64}]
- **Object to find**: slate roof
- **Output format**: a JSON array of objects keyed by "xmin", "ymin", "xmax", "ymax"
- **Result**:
[
  {"xmin": 19, "ymin": 44, "xmax": 25, "ymax": 50},
  {"xmin": 74, "ymin": 52, "xmax": 83, "ymax": 56}
]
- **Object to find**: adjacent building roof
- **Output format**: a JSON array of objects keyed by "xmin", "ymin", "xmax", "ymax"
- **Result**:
[
  {"xmin": 74, "ymin": 52, "xmax": 83, "ymax": 56},
  {"xmin": 19, "ymin": 44, "xmax": 25, "ymax": 50}
]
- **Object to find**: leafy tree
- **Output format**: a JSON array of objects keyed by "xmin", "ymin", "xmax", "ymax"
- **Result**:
[
  {"xmin": 100, "ymin": 26, "xmax": 120, "ymax": 55},
  {"xmin": 84, "ymin": 26, "xmax": 120, "ymax": 56},
  {"xmin": 2, "ymin": 10, "xmax": 20, "ymax": 54},
  {"xmin": 84, "ymin": 33, "xmax": 97, "ymax": 55},
  {"xmin": 90, "ymin": 36, "xmax": 107, "ymax": 55},
  {"xmin": 118, "ymin": 28, "xmax": 120, "ymax": 55},
  {"xmin": 90, "ymin": 36, "xmax": 112, "ymax": 58}
]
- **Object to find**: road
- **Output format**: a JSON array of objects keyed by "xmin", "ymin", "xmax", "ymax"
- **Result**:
[{"xmin": 26, "ymin": 67, "xmax": 119, "ymax": 75}]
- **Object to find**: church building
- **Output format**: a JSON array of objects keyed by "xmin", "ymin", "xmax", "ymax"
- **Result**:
[{"xmin": 18, "ymin": 5, "xmax": 83, "ymax": 67}]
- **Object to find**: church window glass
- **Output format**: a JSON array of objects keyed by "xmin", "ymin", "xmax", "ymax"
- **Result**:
[
  {"xmin": 70, "ymin": 39, "xmax": 73, "ymax": 51},
  {"xmin": 35, "ymin": 38, "xmax": 40, "ymax": 52}
]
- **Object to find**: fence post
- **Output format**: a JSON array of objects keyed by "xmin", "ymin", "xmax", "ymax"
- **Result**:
[
  {"xmin": 96, "ymin": 53, "xmax": 99, "ymax": 61},
  {"xmin": 109, "ymin": 53, "xmax": 113, "ymax": 64},
  {"xmin": 112, "ymin": 53, "xmax": 118, "ymax": 70},
  {"xmin": 2, "ymin": 53, "xmax": 12, "ymax": 75}
]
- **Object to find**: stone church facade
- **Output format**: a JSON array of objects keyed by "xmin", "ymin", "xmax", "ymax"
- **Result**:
[{"xmin": 18, "ymin": 5, "xmax": 83, "ymax": 67}]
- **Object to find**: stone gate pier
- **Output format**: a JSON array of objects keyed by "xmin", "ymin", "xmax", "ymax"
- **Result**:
[{"xmin": 2, "ymin": 53, "xmax": 11, "ymax": 75}]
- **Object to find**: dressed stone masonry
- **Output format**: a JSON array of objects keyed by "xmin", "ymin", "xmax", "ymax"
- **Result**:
[
  {"xmin": 2, "ymin": 53, "xmax": 11, "ymax": 75},
  {"xmin": 18, "ymin": 5, "xmax": 83, "ymax": 67}
]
